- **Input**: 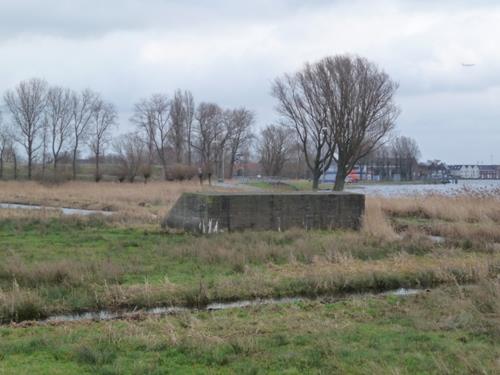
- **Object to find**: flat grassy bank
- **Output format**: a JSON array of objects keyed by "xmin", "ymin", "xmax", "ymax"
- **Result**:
[
  {"xmin": 0, "ymin": 184, "xmax": 499, "ymax": 373},
  {"xmin": 1, "ymin": 216, "xmax": 499, "ymax": 323},
  {"xmin": 1, "ymin": 282, "xmax": 499, "ymax": 374}
]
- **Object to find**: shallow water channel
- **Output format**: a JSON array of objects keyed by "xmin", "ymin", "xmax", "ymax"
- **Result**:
[
  {"xmin": 0, "ymin": 202, "xmax": 113, "ymax": 216},
  {"xmin": 41, "ymin": 288, "xmax": 422, "ymax": 324}
]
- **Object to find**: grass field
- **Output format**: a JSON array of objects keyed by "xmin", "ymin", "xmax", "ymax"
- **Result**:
[{"xmin": 0, "ymin": 181, "xmax": 499, "ymax": 374}]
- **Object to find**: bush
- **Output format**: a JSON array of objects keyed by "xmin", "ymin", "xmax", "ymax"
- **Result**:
[{"xmin": 165, "ymin": 164, "xmax": 197, "ymax": 181}]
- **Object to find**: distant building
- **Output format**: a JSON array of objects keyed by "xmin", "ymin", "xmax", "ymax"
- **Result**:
[
  {"xmin": 417, "ymin": 161, "xmax": 450, "ymax": 181},
  {"xmin": 448, "ymin": 165, "xmax": 500, "ymax": 180},
  {"xmin": 478, "ymin": 165, "xmax": 500, "ymax": 179},
  {"xmin": 449, "ymin": 165, "xmax": 480, "ymax": 179}
]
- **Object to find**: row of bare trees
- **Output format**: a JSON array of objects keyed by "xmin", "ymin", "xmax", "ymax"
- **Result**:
[
  {"xmin": 1, "ymin": 80, "xmax": 256, "ymax": 183},
  {"xmin": 2, "ymin": 54, "xmax": 402, "ymax": 189},
  {"xmin": 129, "ymin": 92, "xmax": 254, "ymax": 182},
  {"xmin": 1, "ymin": 78, "xmax": 117, "ymax": 181},
  {"xmin": 361, "ymin": 136, "xmax": 421, "ymax": 181}
]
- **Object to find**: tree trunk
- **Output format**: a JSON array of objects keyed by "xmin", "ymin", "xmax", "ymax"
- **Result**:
[
  {"xmin": 228, "ymin": 153, "xmax": 237, "ymax": 180},
  {"xmin": 333, "ymin": 167, "xmax": 346, "ymax": 191},
  {"xmin": 0, "ymin": 155, "xmax": 3, "ymax": 179},
  {"xmin": 95, "ymin": 151, "xmax": 100, "ymax": 182},
  {"xmin": 27, "ymin": 141, "xmax": 33, "ymax": 180},
  {"xmin": 312, "ymin": 169, "xmax": 322, "ymax": 191},
  {"xmin": 312, "ymin": 177, "xmax": 319, "ymax": 190},
  {"xmin": 13, "ymin": 154, "xmax": 17, "ymax": 180},
  {"xmin": 72, "ymin": 145, "xmax": 78, "ymax": 180},
  {"xmin": 161, "ymin": 159, "xmax": 168, "ymax": 181}
]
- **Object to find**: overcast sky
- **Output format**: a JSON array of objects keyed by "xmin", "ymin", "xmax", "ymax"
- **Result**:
[{"xmin": 0, "ymin": 0, "xmax": 499, "ymax": 164}]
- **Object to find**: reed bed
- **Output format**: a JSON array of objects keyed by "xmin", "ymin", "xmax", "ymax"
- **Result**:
[
  {"xmin": 375, "ymin": 193, "xmax": 500, "ymax": 223},
  {"xmin": 0, "ymin": 180, "xmax": 226, "ymax": 223}
]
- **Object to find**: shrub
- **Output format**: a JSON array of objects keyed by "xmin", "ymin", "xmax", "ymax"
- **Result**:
[{"xmin": 165, "ymin": 164, "xmax": 197, "ymax": 181}]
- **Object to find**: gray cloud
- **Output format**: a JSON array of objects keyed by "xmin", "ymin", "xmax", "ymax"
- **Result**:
[{"xmin": 1, "ymin": 0, "xmax": 499, "ymax": 163}]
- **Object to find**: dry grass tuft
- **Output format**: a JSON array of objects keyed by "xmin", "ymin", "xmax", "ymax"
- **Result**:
[
  {"xmin": 411, "ymin": 279, "xmax": 500, "ymax": 339},
  {"xmin": 362, "ymin": 198, "xmax": 399, "ymax": 241},
  {"xmin": 375, "ymin": 194, "xmax": 500, "ymax": 223},
  {"xmin": 0, "ymin": 283, "xmax": 47, "ymax": 322},
  {"xmin": 0, "ymin": 257, "xmax": 125, "ymax": 288}
]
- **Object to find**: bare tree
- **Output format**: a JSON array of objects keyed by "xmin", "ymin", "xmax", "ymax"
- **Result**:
[
  {"xmin": 258, "ymin": 124, "xmax": 293, "ymax": 176},
  {"xmin": 272, "ymin": 64, "xmax": 336, "ymax": 190},
  {"xmin": 192, "ymin": 102, "xmax": 225, "ymax": 182},
  {"xmin": 273, "ymin": 55, "xmax": 399, "ymax": 190},
  {"xmin": 391, "ymin": 136, "xmax": 420, "ymax": 181},
  {"xmin": 0, "ymin": 115, "xmax": 8, "ymax": 179},
  {"xmin": 113, "ymin": 132, "xmax": 145, "ymax": 182},
  {"xmin": 40, "ymin": 118, "xmax": 50, "ymax": 179},
  {"xmin": 169, "ymin": 90, "xmax": 186, "ymax": 163},
  {"xmin": 3, "ymin": 78, "xmax": 48, "ymax": 179},
  {"xmin": 132, "ymin": 94, "xmax": 171, "ymax": 180},
  {"xmin": 227, "ymin": 108, "xmax": 255, "ymax": 179},
  {"xmin": 323, "ymin": 56, "xmax": 399, "ymax": 190},
  {"xmin": 11, "ymin": 146, "xmax": 18, "ymax": 179},
  {"xmin": 183, "ymin": 91, "xmax": 195, "ymax": 165},
  {"xmin": 70, "ymin": 89, "xmax": 97, "ymax": 179},
  {"xmin": 0, "ymin": 116, "xmax": 18, "ymax": 181},
  {"xmin": 88, "ymin": 97, "xmax": 117, "ymax": 182},
  {"xmin": 46, "ymin": 86, "xmax": 73, "ymax": 173}
]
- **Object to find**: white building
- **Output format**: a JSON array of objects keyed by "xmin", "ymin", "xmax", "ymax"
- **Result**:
[{"xmin": 448, "ymin": 165, "xmax": 480, "ymax": 179}]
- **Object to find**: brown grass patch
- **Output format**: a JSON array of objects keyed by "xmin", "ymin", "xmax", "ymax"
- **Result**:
[
  {"xmin": 362, "ymin": 198, "xmax": 398, "ymax": 240},
  {"xmin": 0, "ymin": 180, "xmax": 233, "ymax": 223},
  {"xmin": 375, "ymin": 194, "xmax": 500, "ymax": 223}
]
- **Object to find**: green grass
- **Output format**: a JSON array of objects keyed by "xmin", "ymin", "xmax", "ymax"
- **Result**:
[
  {"xmin": 0, "ymin": 206, "xmax": 499, "ymax": 374},
  {"xmin": 1, "ymin": 217, "xmax": 499, "ymax": 322},
  {"xmin": 0, "ymin": 288, "xmax": 498, "ymax": 374}
]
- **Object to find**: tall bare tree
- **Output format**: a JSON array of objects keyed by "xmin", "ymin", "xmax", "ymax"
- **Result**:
[
  {"xmin": 183, "ymin": 91, "xmax": 195, "ymax": 166},
  {"xmin": 70, "ymin": 89, "xmax": 97, "ymax": 179},
  {"xmin": 0, "ymin": 115, "xmax": 8, "ymax": 179},
  {"xmin": 169, "ymin": 90, "xmax": 186, "ymax": 163},
  {"xmin": 3, "ymin": 78, "xmax": 48, "ymax": 179},
  {"xmin": 132, "ymin": 94, "xmax": 171, "ymax": 180},
  {"xmin": 227, "ymin": 108, "xmax": 255, "ymax": 179},
  {"xmin": 40, "ymin": 118, "xmax": 50, "ymax": 179},
  {"xmin": 113, "ymin": 132, "xmax": 145, "ymax": 182},
  {"xmin": 258, "ymin": 124, "xmax": 292, "ymax": 176},
  {"xmin": 272, "ymin": 64, "xmax": 336, "ymax": 190},
  {"xmin": 192, "ymin": 102, "xmax": 225, "ymax": 180},
  {"xmin": 46, "ymin": 86, "xmax": 73, "ymax": 173},
  {"xmin": 391, "ymin": 136, "xmax": 420, "ymax": 181},
  {"xmin": 323, "ymin": 56, "xmax": 399, "ymax": 190},
  {"xmin": 88, "ymin": 97, "xmax": 117, "ymax": 182},
  {"xmin": 272, "ymin": 55, "xmax": 399, "ymax": 190}
]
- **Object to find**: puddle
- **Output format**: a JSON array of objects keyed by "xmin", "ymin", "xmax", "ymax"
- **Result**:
[
  {"xmin": 382, "ymin": 288, "xmax": 423, "ymax": 296},
  {"xmin": 0, "ymin": 203, "xmax": 113, "ymax": 216},
  {"xmin": 45, "ymin": 306, "xmax": 187, "ymax": 323},
  {"xmin": 428, "ymin": 235, "xmax": 446, "ymax": 244},
  {"xmin": 39, "ymin": 290, "xmax": 422, "ymax": 325}
]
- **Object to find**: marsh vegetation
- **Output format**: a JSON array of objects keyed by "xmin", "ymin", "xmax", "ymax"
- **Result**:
[{"xmin": 0, "ymin": 182, "xmax": 499, "ymax": 373}]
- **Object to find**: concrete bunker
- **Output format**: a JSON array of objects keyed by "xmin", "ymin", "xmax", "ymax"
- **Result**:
[{"xmin": 163, "ymin": 192, "xmax": 365, "ymax": 233}]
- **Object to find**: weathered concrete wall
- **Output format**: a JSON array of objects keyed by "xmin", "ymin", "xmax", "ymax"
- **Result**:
[{"xmin": 163, "ymin": 192, "xmax": 365, "ymax": 233}]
